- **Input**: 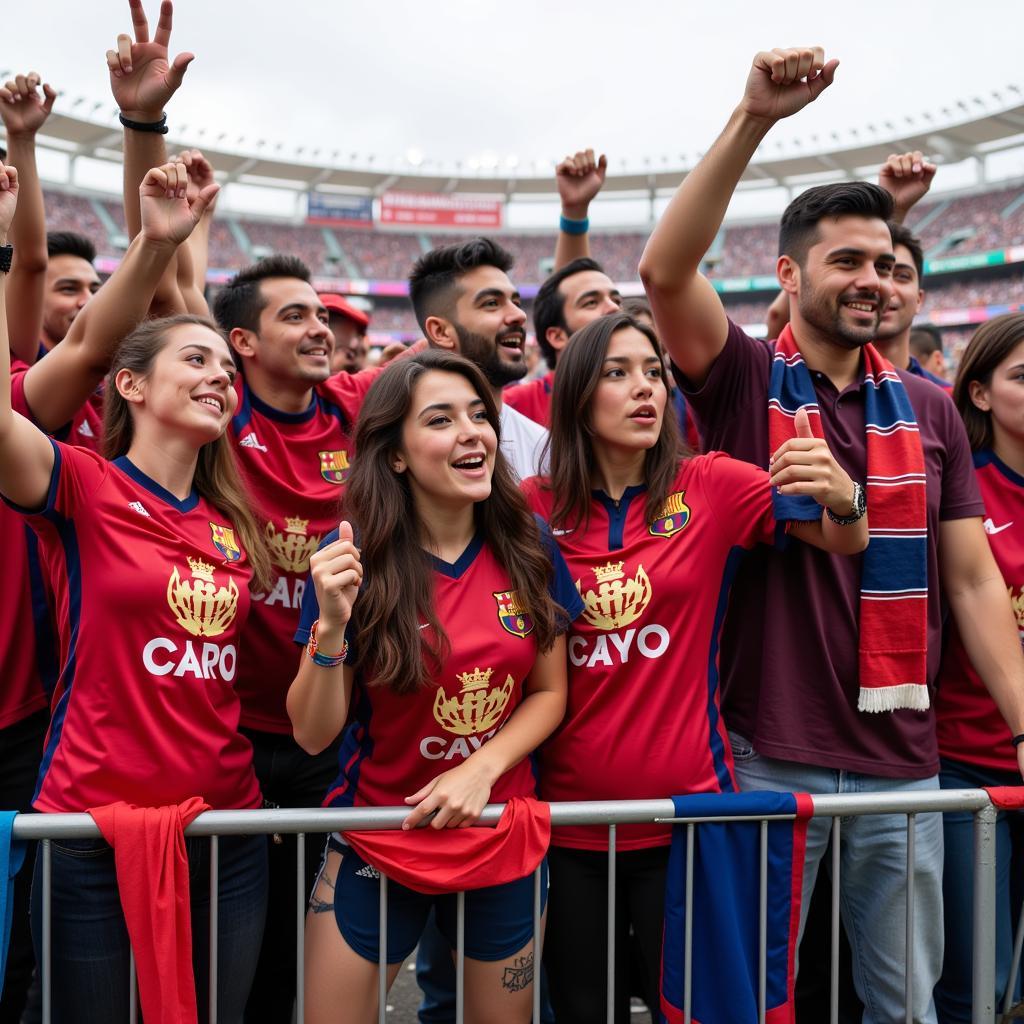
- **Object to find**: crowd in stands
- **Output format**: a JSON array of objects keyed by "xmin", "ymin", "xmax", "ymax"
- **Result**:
[{"xmin": 908, "ymin": 182, "xmax": 1024, "ymax": 255}]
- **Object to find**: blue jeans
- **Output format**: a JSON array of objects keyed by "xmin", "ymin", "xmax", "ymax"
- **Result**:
[
  {"xmin": 30, "ymin": 832, "xmax": 267, "ymax": 1024},
  {"xmin": 729, "ymin": 733, "xmax": 942, "ymax": 1024},
  {"xmin": 935, "ymin": 757, "xmax": 1024, "ymax": 1023}
]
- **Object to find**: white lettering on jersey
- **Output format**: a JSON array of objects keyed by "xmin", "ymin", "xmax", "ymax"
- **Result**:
[
  {"xmin": 568, "ymin": 624, "xmax": 670, "ymax": 669},
  {"xmin": 128, "ymin": 501, "xmax": 151, "ymax": 517},
  {"xmin": 420, "ymin": 728, "xmax": 498, "ymax": 760},
  {"xmin": 142, "ymin": 637, "xmax": 238, "ymax": 681},
  {"xmin": 77, "ymin": 420, "xmax": 95, "ymax": 438},
  {"xmin": 239, "ymin": 431, "xmax": 268, "ymax": 453},
  {"xmin": 984, "ymin": 518, "xmax": 1014, "ymax": 536},
  {"xmin": 252, "ymin": 576, "xmax": 306, "ymax": 609}
]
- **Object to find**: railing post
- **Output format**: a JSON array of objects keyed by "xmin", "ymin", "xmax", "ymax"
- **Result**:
[
  {"xmin": 972, "ymin": 802, "xmax": 997, "ymax": 1024},
  {"xmin": 830, "ymin": 817, "xmax": 841, "ymax": 1024},
  {"xmin": 607, "ymin": 823, "xmax": 616, "ymax": 1024},
  {"xmin": 209, "ymin": 835, "xmax": 219, "ymax": 1024}
]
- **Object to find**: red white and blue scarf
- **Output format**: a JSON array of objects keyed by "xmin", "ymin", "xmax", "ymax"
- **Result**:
[{"xmin": 768, "ymin": 325, "xmax": 928, "ymax": 712}]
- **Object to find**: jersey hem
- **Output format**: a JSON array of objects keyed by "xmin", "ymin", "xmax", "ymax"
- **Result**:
[{"xmin": 752, "ymin": 737, "xmax": 939, "ymax": 780}]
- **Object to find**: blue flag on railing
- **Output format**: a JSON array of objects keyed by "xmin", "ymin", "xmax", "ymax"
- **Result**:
[
  {"xmin": 660, "ymin": 791, "xmax": 813, "ymax": 1024},
  {"xmin": 0, "ymin": 811, "xmax": 26, "ymax": 1001}
]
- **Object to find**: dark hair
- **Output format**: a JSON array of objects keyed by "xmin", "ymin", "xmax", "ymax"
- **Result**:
[
  {"xmin": 545, "ymin": 312, "xmax": 685, "ymax": 531},
  {"xmin": 779, "ymin": 182, "xmax": 894, "ymax": 266},
  {"xmin": 888, "ymin": 222, "xmax": 924, "ymax": 282},
  {"xmin": 532, "ymin": 257, "xmax": 606, "ymax": 370},
  {"xmin": 953, "ymin": 313, "xmax": 1024, "ymax": 452},
  {"xmin": 408, "ymin": 238, "xmax": 514, "ymax": 333},
  {"xmin": 212, "ymin": 254, "xmax": 311, "ymax": 334},
  {"xmin": 620, "ymin": 296, "xmax": 653, "ymax": 322},
  {"xmin": 47, "ymin": 231, "xmax": 96, "ymax": 264},
  {"xmin": 343, "ymin": 348, "xmax": 561, "ymax": 694},
  {"xmin": 102, "ymin": 314, "xmax": 272, "ymax": 589},
  {"xmin": 909, "ymin": 325, "xmax": 944, "ymax": 359}
]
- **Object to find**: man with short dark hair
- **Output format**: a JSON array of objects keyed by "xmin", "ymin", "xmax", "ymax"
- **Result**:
[
  {"xmin": 40, "ymin": 231, "xmax": 102, "ymax": 353},
  {"xmin": 410, "ymin": 237, "xmax": 547, "ymax": 479},
  {"xmin": 640, "ymin": 46, "xmax": 1024, "ymax": 1023},
  {"xmin": 910, "ymin": 325, "xmax": 948, "ymax": 383},
  {"xmin": 213, "ymin": 253, "xmax": 385, "ymax": 1022},
  {"xmin": 875, "ymin": 222, "xmax": 951, "ymax": 390}
]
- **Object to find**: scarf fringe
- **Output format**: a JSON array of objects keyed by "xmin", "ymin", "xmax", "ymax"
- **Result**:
[{"xmin": 857, "ymin": 684, "xmax": 931, "ymax": 714}]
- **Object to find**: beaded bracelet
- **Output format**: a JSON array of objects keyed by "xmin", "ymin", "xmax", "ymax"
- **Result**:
[{"xmin": 305, "ymin": 619, "xmax": 348, "ymax": 668}]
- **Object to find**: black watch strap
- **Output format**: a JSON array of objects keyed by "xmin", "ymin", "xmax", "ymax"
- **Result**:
[
  {"xmin": 118, "ymin": 111, "xmax": 168, "ymax": 134},
  {"xmin": 0, "ymin": 245, "xmax": 12, "ymax": 274}
]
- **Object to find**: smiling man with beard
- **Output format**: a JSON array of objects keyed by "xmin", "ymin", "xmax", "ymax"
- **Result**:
[{"xmin": 410, "ymin": 237, "xmax": 548, "ymax": 480}]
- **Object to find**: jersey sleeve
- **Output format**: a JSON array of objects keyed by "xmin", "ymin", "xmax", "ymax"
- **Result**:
[
  {"xmin": 2, "ymin": 438, "xmax": 108, "ymax": 519},
  {"xmin": 936, "ymin": 395, "xmax": 985, "ymax": 521},
  {"xmin": 536, "ymin": 515, "xmax": 585, "ymax": 627},
  {"xmin": 698, "ymin": 452, "xmax": 781, "ymax": 550},
  {"xmin": 319, "ymin": 364, "xmax": 389, "ymax": 425}
]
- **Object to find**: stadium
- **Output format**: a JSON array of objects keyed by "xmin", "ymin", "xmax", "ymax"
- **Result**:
[{"xmin": 14, "ymin": 93, "xmax": 1024, "ymax": 368}]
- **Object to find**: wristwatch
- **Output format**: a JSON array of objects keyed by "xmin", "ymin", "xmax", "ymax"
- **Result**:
[{"xmin": 826, "ymin": 482, "xmax": 866, "ymax": 526}]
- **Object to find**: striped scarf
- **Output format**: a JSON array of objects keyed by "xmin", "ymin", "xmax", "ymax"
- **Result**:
[{"xmin": 768, "ymin": 325, "xmax": 928, "ymax": 712}]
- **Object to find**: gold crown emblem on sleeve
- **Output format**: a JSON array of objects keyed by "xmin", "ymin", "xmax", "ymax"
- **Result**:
[
  {"xmin": 457, "ymin": 666, "xmax": 494, "ymax": 692},
  {"xmin": 284, "ymin": 517, "xmax": 309, "ymax": 536},
  {"xmin": 187, "ymin": 556, "xmax": 216, "ymax": 583},
  {"xmin": 592, "ymin": 561, "xmax": 625, "ymax": 584}
]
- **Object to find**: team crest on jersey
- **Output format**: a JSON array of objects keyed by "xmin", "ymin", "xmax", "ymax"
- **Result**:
[
  {"xmin": 209, "ymin": 522, "xmax": 241, "ymax": 562},
  {"xmin": 577, "ymin": 560, "xmax": 653, "ymax": 631},
  {"xmin": 649, "ymin": 491, "xmax": 690, "ymax": 538},
  {"xmin": 166, "ymin": 556, "xmax": 239, "ymax": 638},
  {"xmin": 266, "ymin": 517, "xmax": 321, "ymax": 574},
  {"xmin": 492, "ymin": 590, "xmax": 534, "ymax": 638},
  {"xmin": 433, "ymin": 666, "xmax": 515, "ymax": 736},
  {"xmin": 319, "ymin": 449, "xmax": 350, "ymax": 484}
]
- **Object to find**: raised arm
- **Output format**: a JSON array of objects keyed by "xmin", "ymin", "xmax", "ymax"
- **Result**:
[
  {"xmin": 22, "ymin": 159, "xmax": 218, "ymax": 432},
  {"xmin": 0, "ymin": 165, "xmax": 57, "ymax": 509},
  {"xmin": 106, "ymin": 0, "xmax": 194, "ymax": 314},
  {"xmin": 0, "ymin": 72, "xmax": 57, "ymax": 363},
  {"xmin": 639, "ymin": 47, "xmax": 837, "ymax": 384},
  {"xmin": 553, "ymin": 148, "xmax": 607, "ymax": 270},
  {"xmin": 879, "ymin": 151, "xmax": 936, "ymax": 226},
  {"xmin": 174, "ymin": 149, "xmax": 216, "ymax": 315}
]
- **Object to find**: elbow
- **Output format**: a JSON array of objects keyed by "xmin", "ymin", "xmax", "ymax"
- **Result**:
[{"xmin": 292, "ymin": 728, "xmax": 330, "ymax": 757}]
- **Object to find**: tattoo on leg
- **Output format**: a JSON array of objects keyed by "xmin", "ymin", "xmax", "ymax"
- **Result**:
[
  {"xmin": 309, "ymin": 871, "xmax": 336, "ymax": 914},
  {"xmin": 501, "ymin": 953, "xmax": 534, "ymax": 993}
]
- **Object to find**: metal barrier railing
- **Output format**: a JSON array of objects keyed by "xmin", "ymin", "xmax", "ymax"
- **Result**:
[{"xmin": 10, "ymin": 788, "xmax": 1004, "ymax": 1024}]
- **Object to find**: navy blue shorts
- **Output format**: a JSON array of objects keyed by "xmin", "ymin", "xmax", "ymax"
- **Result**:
[{"xmin": 323, "ymin": 838, "xmax": 548, "ymax": 964}]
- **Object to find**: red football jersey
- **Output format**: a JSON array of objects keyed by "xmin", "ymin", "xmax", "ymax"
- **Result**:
[
  {"xmin": 523, "ymin": 453, "xmax": 781, "ymax": 850},
  {"xmin": 504, "ymin": 371, "xmax": 555, "ymax": 428},
  {"xmin": 230, "ymin": 369, "xmax": 380, "ymax": 732},
  {"xmin": 936, "ymin": 449, "xmax": 1023, "ymax": 772},
  {"xmin": 295, "ymin": 530, "xmax": 583, "ymax": 810},
  {"xmin": 13, "ymin": 442, "xmax": 261, "ymax": 812},
  {"xmin": 0, "ymin": 363, "xmax": 60, "ymax": 730}
]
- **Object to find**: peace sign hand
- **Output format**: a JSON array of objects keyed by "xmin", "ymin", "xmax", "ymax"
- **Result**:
[{"xmin": 106, "ymin": 0, "xmax": 194, "ymax": 121}]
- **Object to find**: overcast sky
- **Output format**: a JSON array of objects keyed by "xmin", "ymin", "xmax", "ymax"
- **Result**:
[{"xmin": 3, "ymin": 0, "xmax": 1024, "ymax": 220}]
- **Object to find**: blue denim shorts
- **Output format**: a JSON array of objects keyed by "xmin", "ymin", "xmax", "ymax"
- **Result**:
[{"xmin": 323, "ymin": 837, "xmax": 547, "ymax": 964}]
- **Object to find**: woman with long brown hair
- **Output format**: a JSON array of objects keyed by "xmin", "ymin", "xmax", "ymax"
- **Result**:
[
  {"xmin": 935, "ymin": 312, "xmax": 1024, "ymax": 1020},
  {"xmin": 522, "ymin": 311, "xmax": 869, "ymax": 1023},
  {"xmin": 287, "ymin": 349, "xmax": 581, "ymax": 1024},
  {"xmin": 0, "ymin": 157, "xmax": 270, "ymax": 1023}
]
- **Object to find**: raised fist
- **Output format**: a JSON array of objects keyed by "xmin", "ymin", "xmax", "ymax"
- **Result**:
[
  {"xmin": 879, "ymin": 151, "xmax": 936, "ymax": 219},
  {"xmin": 0, "ymin": 73, "xmax": 57, "ymax": 136},
  {"xmin": 740, "ymin": 47, "xmax": 838, "ymax": 124},
  {"xmin": 556, "ymin": 149, "xmax": 608, "ymax": 218},
  {"xmin": 139, "ymin": 160, "xmax": 219, "ymax": 247},
  {"xmin": 173, "ymin": 149, "xmax": 219, "ymax": 214},
  {"xmin": 0, "ymin": 163, "xmax": 20, "ymax": 239}
]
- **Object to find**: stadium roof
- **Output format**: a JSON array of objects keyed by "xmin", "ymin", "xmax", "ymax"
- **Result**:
[{"xmin": 12, "ymin": 99, "xmax": 1024, "ymax": 201}]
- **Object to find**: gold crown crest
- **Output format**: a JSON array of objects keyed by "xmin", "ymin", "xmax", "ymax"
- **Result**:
[
  {"xmin": 458, "ymin": 667, "xmax": 494, "ymax": 692},
  {"xmin": 657, "ymin": 492, "xmax": 687, "ymax": 517},
  {"xmin": 593, "ymin": 561, "xmax": 625, "ymax": 584},
  {"xmin": 187, "ymin": 556, "xmax": 216, "ymax": 583},
  {"xmin": 284, "ymin": 516, "xmax": 309, "ymax": 536}
]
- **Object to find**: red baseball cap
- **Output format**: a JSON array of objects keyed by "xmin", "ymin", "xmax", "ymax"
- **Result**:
[{"xmin": 319, "ymin": 293, "xmax": 370, "ymax": 328}]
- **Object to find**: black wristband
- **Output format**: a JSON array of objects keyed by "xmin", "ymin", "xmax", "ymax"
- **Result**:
[
  {"xmin": 0, "ymin": 244, "xmax": 12, "ymax": 274},
  {"xmin": 118, "ymin": 111, "xmax": 168, "ymax": 134},
  {"xmin": 1013, "ymin": 734, "xmax": 1024, "ymax": 747}
]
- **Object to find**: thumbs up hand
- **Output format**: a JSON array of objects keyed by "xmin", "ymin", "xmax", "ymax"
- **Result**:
[
  {"xmin": 769, "ymin": 407, "xmax": 857, "ymax": 514},
  {"xmin": 309, "ymin": 519, "xmax": 362, "ymax": 642}
]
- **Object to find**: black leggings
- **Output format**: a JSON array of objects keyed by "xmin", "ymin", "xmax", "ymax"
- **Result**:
[{"xmin": 543, "ymin": 844, "xmax": 669, "ymax": 1024}]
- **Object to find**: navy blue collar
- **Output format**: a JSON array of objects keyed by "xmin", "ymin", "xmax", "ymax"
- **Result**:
[
  {"xmin": 430, "ymin": 531, "xmax": 484, "ymax": 580},
  {"xmin": 592, "ymin": 483, "xmax": 647, "ymax": 509},
  {"xmin": 113, "ymin": 456, "xmax": 200, "ymax": 513},
  {"xmin": 975, "ymin": 448, "xmax": 1024, "ymax": 488},
  {"xmin": 248, "ymin": 385, "xmax": 318, "ymax": 424}
]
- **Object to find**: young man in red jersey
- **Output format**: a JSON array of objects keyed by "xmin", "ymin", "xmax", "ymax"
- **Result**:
[{"xmin": 639, "ymin": 46, "xmax": 1024, "ymax": 1023}]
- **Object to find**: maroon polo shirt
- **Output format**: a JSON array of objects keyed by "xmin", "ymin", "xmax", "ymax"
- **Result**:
[{"xmin": 675, "ymin": 319, "xmax": 983, "ymax": 778}]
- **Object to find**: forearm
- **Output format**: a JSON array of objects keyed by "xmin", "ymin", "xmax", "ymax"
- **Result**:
[
  {"xmin": 554, "ymin": 205, "xmax": 590, "ymax": 270},
  {"xmin": 950, "ymin": 578, "xmax": 1024, "ymax": 736},
  {"xmin": 181, "ymin": 216, "xmax": 212, "ymax": 314},
  {"xmin": 122, "ymin": 126, "xmax": 167, "ymax": 239},
  {"xmin": 286, "ymin": 654, "xmax": 351, "ymax": 755},
  {"xmin": 4, "ymin": 133, "xmax": 47, "ymax": 361},
  {"xmin": 640, "ymin": 108, "xmax": 771, "ymax": 288}
]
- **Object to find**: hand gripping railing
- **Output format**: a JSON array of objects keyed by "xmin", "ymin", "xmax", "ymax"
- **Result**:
[{"xmin": 10, "ymin": 788, "xmax": 1002, "ymax": 1024}]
